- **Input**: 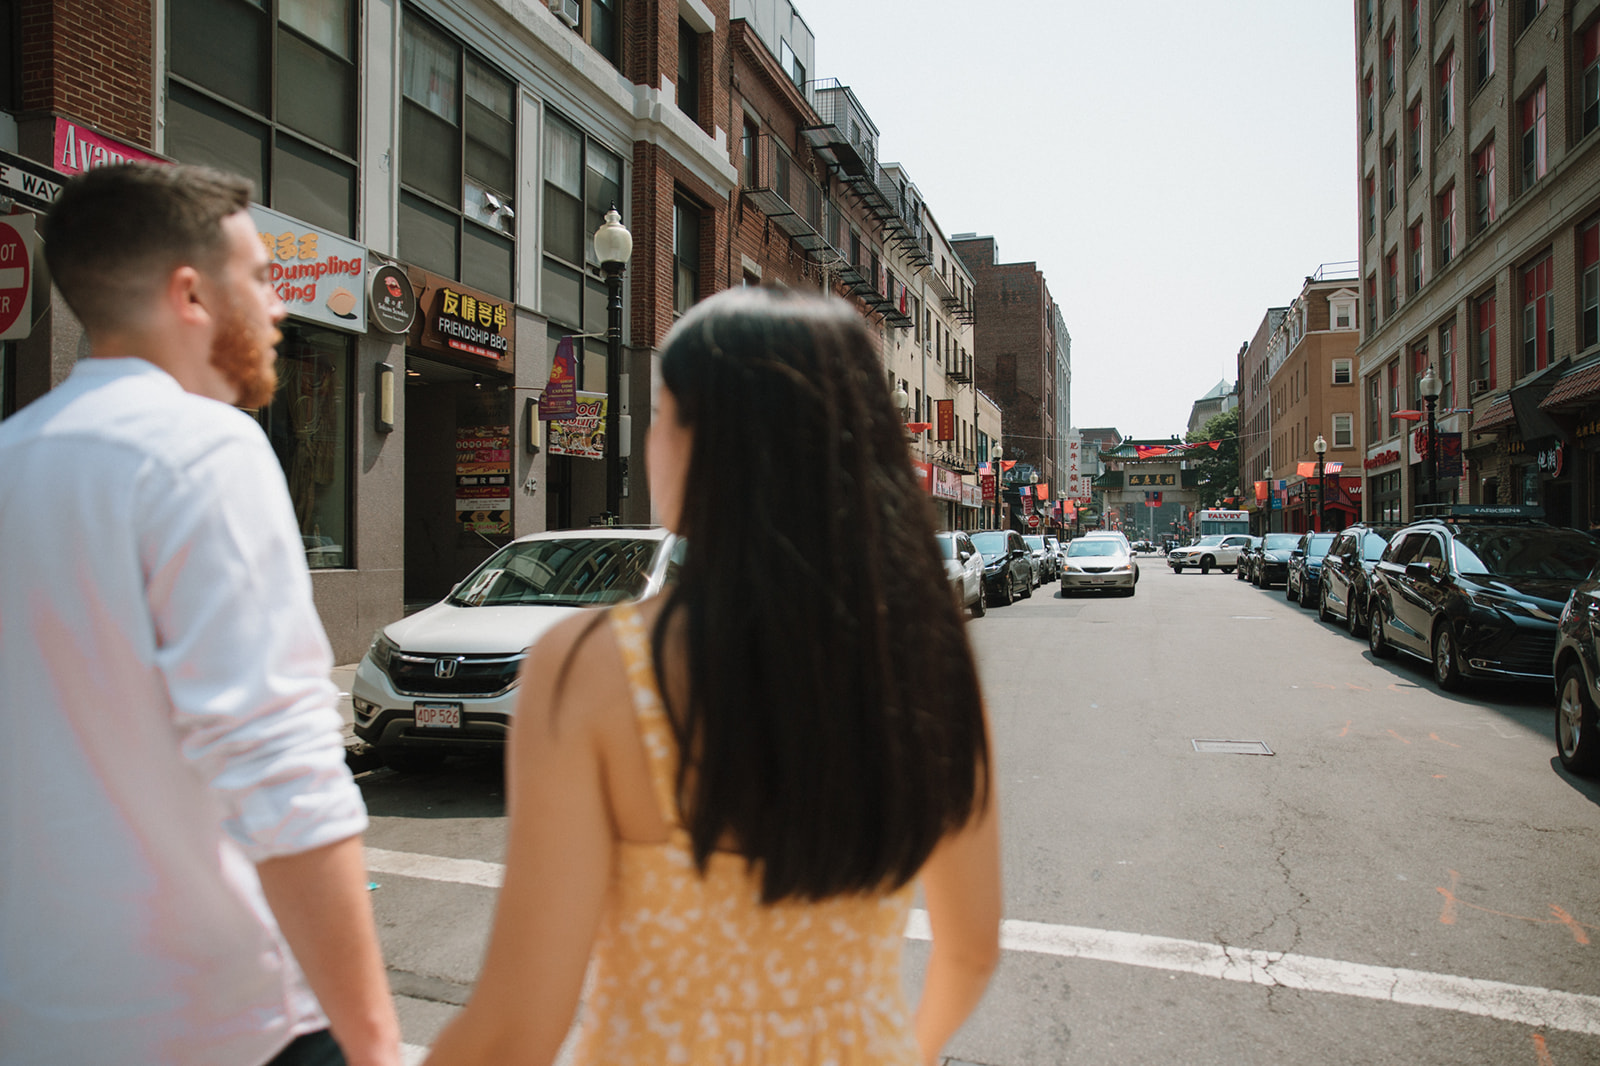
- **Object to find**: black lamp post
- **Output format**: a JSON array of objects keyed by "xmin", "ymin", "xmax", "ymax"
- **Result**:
[
  {"xmin": 594, "ymin": 206, "xmax": 633, "ymax": 523},
  {"xmin": 1313, "ymin": 435, "xmax": 1328, "ymax": 533},
  {"xmin": 1419, "ymin": 362, "xmax": 1442, "ymax": 510}
]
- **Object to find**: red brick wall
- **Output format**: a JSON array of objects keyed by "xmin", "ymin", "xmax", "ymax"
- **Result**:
[
  {"xmin": 955, "ymin": 236, "xmax": 1052, "ymax": 471},
  {"xmin": 21, "ymin": 0, "xmax": 153, "ymax": 148}
]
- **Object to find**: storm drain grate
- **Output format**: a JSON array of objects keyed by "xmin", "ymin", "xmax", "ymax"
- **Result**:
[{"xmin": 1191, "ymin": 739, "xmax": 1274, "ymax": 755}]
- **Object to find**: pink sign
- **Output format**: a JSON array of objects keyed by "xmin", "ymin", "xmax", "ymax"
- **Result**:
[{"xmin": 53, "ymin": 118, "xmax": 164, "ymax": 176}]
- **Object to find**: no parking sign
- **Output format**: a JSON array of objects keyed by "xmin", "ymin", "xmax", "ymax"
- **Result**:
[{"xmin": 0, "ymin": 214, "xmax": 33, "ymax": 340}]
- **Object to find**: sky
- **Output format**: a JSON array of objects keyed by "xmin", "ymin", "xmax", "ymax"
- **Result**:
[{"xmin": 790, "ymin": 0, "xmax": 1359, "ymax": 440}]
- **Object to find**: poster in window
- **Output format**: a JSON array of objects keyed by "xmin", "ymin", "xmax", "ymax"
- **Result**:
[{"xmin": 457, "ymin": 425, "xmax": 511, "ymax": 533}]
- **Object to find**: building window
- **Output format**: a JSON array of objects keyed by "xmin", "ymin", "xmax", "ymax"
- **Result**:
[
  {"xmin": 1583, "ymin": 218, "xmax": 1599, "ymax": 351},
  {"xmin": 1333, "ymin": 358, "xmax": 1353, "ymax": 384},
  {"xmin": 673, "ymin": 195, "xmax": 701, "ymax": 316},
  {"xmin": 1365, "ymin": 73, "xmax": 1376, "ymax": 134},
  {"xmin": 677, "ymin": 20, "xmax": 701, "ymax": 126},
  {"xmin": 1385, "ymin": 251, "xmax": 1399, "ymax": 313},
  {"xmin": 1408, "ymin": 0, "xmax": 1421, "ymax": 54},
  {"xmin": 741, "ymin": 115, "xmax": 759, "ymax": 187},
  {"xmin": 1520, "ymin": 253, "xmax": 1553, "ymax": 375},
  {"xmin": 166, "ymin": 0, "xmax": 358, "ymax": 237},
  {"xmin": 259, "ymin": 324, "xmax": 352, "ymax": 569},
  {"xmin": 589, "ymin": 0, "xmax": 619, "ymax": 68},
  {"xmin": 1409, "ymin": 222, "xmax": 1424, "ymax": 294},
  {"xmin": 541, "ymin": 111, "xmax": 623, "ymax": 343},
  {"xmin": 1367, "ymin": 373, "xmax": 1383, "ymax": 443},
  {"xmin": 1366, "ymin": 274, "xmax": 1378, "ymax": 332},
  {"xmin": 1521, "ymin": 83, "xmax": 1546, "ymax": 193},
  {"xmin": 1365, "ymin": 0, "xmax": 1374, "ymax": 35},
  {"xmin": 1364, "ymin": 172, "xmax": 1377, "ymax": 237},
  {"xmin": 1383, "ymin": 31, "xmax": 1397, "ymax": 97},
  {"xmin": 778, "ymin": 37, "xmax": 805, "ymax": 90},
  {"xmin": 1473, "ymin": 141, "xmax": 1496, "ymax": 233},
  {"xmin": 1333, "ymin": 298, "xmax": 1355, "ymax": 330},
  {"xmin": 1520, "ymin": 0, "xmax": 1545, "ymax": 35},
  {"xmin": 1439, "ymin": 318, "xmax": 1456, "ymax": 408},
  {"xmin": 1475, "ymin": 289, "xmax": 1497, "ymax": 388},
  {"xmin": 1407, "ymin": 100, "xmax": 1423, "ymax": 178},
  {"xmin": 1388, "ymin": 360, "xmax": 1401, "ymax": 436},
  {"xmin": 1583, "ymin": 20, "xmax": 1599, "ymax": 137},
  {"xmin": 1333, "ymin": 413, "xmax": 1354, "ymax": 449},
  {"xmin": 1474, "ymin": 1, "xmax": 1496, "ymax": 87},
  {"xmin": 1438, "ymin": 184, "xmax": 1456, "ymax": 267},
  {"xmin": 1383, "ymin": 140, "xmax": 1397, "ymax": 211},
  {"xmin": 1438, "ymin": 48, "xmax": 1456, "ymax": 136},
  {"xmin": 399, "ymin": 13, "xmax": 516, "ymax": 299}
]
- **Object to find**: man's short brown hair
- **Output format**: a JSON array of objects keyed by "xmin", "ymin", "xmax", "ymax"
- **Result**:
[{"xmin": 42, "ymin": 163, "xmax": 253, "ymax": 337}]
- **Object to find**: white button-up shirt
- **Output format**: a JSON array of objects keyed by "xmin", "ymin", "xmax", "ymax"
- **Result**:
[{"xmin": 0, "ymin": 358, "xmax": 368, "ymax": 1065}]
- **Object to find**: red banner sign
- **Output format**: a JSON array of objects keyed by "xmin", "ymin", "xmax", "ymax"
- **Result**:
[{"xmin": 935, "ymin": 399, "xmax": 955, "ymax": 442}]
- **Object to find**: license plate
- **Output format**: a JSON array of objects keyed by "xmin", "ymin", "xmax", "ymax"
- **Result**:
[{"xmin": 414, "ymin": 702, "xmax": 462, "ymax": 729}]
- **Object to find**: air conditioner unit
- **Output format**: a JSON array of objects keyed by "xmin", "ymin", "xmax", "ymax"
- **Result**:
[
  {"xmin": 1468, "ymin": 378, "xmax": 1491, "ymax": 397},
  {"xmin": 549, "ymin": 0, "xmax": 580, "ymax": 28}
]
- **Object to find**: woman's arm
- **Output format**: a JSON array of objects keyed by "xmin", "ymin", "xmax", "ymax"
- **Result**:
[
  {"xmin": 913, "ymin": 716, "xmax": 1003, "ymax": 1066},
  {"xmin": 423, "ymin": 620, "xmax": 616, "ymax": 1065}
]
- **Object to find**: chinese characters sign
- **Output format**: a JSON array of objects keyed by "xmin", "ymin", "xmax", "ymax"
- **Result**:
[
  {"xmin": 456, "ymin": 426, "xmax": 511, "ymax": 534},
  {"xmin": 411, "ymin": 268, "xmax": 516, "ymax": 372},
  {"xmin": 248, "ymin": 204, "xmax": 366, "ymax": 334},
  {"xmin": 935, "ymin": 399, "xmax": 955, "ymax": 442},
  {"xmin": 1127, "ymin": 473, "xmax": 1176, "ymax": 487}
]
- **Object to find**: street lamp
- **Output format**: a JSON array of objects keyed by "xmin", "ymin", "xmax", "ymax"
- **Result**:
[
  {"xmin": 1419, "ymin": 362, "xmax": 1442, "ymax": 511},
  {"xmin": 1313, "ymin": 435, "xmax": 1328, "ymax": 533},
  {"xmin": 593, "ymin": 205, "xmax": 633, "ymax": 522},
  {"xmin": 1263, "ymin": 465, "xmax": 1272, "ymax": 534}
]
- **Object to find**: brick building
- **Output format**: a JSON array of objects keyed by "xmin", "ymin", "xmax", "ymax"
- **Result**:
[
  {"xmin": 1239, "ymin": 306, "xmax": 1289, "ymax": 532},
  {"xmin": 1354, "ymin": 0, "xmax": 1600, "ymax": 527},
  {"xmin": 950, "ymin": 233, "xmax": 1066, "ymax": 521}
]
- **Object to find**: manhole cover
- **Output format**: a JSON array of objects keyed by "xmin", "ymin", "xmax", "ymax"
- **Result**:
[{"xmin": 1192, "ymin": 739, "xmax": 1274, "ymax": 755}]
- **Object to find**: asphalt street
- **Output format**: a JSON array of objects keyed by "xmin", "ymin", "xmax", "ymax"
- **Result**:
[{"xmin": 348, "ymin": 559, "xmax": 1600, "ymax": 1065}]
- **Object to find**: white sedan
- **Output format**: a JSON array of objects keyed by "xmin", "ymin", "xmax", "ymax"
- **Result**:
[{"xmin": 936, "ymin": 530, "xmax": 987, "ymax": 618}]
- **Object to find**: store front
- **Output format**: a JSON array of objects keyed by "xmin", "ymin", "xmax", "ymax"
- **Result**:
[
  {"xmin": 402, "ymin": 268, "xmax": 517, "ymax": 609},
  {"xmin": 1364, "ymin": 445, "xmax": 1402, "ymax": 524}
]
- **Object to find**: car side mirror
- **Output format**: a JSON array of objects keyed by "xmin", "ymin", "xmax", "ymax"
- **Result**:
[
  {"xmin": 1405, "ymin": 561, "xmax": 1434, "ymax": 581},
  {"xmin": 1290, "ymin": 550, "xmax": 1303, "ymax": 558}
]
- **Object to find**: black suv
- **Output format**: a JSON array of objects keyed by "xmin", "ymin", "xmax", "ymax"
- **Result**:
[
  {"xmin": 1367, "ymin": 508, "xmax": 1600, "ymax": 692},
  {"xmin": 1317, "ymin": 524, "xmax": 1399, "ymax": 635}
]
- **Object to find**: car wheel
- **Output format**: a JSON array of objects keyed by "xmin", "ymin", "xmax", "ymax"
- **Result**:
[
  {"xmin": 1252, "ymin": 568, "xmax": 1263, "ymax": 588},
  {"xmin": 1348, "ymin": 596, "xmax": 1366, "ymax": 637},
  {"xmin": 1286, "ymin": 575, "xmax": 1297, "ymax": 601},
  {"xmin": 1172, "ymin": 564, "xmax": 1185, "ymax": 573},
  {"xmin": 1123, "ymin": 585, "xmax": 1137, "ymax": 597},
  {"xmin": 996, "ymin": 575, "xmax": 1014, "ymax": 607},
  {"xmin": 1020, "ymin": 571, "xmax": 1033, "ymax": 598},
  {"xmin": 382, "ymin": 748, "xmax": 447, "ymax": 774},
  {"xmin": 1318, "ymin": 583, "xmax": 1335, "ymax": 622},
  {"xmin": 970, "ymin": 584, "xmax": 987, "ymax": 618},
  {"xmin": 1300, "ymin": 578, "xmax": 1318, "ymax": 608},
  {"xmin": 1200, "ymin": 555, "xmax": 1214, "ymax": 575},
  {"xmin": 1222, "ymin": 566, "xmax": 1234, "ymax": 574},
  {"xmin": 1431, "ymin": 622, "xmax": 1464, "ymax": 692},
  {"xmin": 1368, "ymin": 605, "xmax": 1394, "ymax": 658},
  {"xmin": 1556, "ymin": 664, "xmax": 1600, "ymax": 775}
]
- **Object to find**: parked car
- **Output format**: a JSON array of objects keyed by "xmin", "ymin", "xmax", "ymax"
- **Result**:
[
  {"xmin": 1252, "ymin": 533, "xmax": 1303, "ymax": 589},
  {"xmin": 1023, "ymin": 534, "xmax": 1057, "ymax": 582},
  {"xmin": 352, "ymin": 527, "xmax": 685, "ymax": 771},
  {"xmin": 1317, "ymin": 524, "xmax": 1399, "ymax": 633},
  {"xmin": 1286, "ymin": 532, "xmax": 1337, "ymax": 606},
  {"xmin": 1234, "ymin": 536, "xmax": 1263, "ymax": 581},
  {"xmin": 1554, "ymin": 566, "xmax": 1600, "ymax": 775},
  {"xmin": 1367, "ymin": 510, "xmax": 1600, "ymax": 692},
  {"xmin": 936, "ymin": 530, "xmax": 987, "ymax": 618},
  {"xmin": 1060, "ymin": 536, "xmax": 1138, "ymax": 596},
  {"xmin": 970, "ymin": 529, "xmax": 1034, "ymax": 606},
  {"xmin": 1045, "ymin": 535, "xmax": 1064, "ymax": 573},
  {"xmin": 1132, "ymin": 539, "xmax": 1156, "ymax": 554},
  {"xmin": 1168, "ymin": 533, "xmax": 1252, "ymax": 574}
]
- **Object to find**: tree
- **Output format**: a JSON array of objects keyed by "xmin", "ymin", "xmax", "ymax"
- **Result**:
[{"xmin": 1187, "ymin": 407, "xmax": 1239, "ymax": 510}]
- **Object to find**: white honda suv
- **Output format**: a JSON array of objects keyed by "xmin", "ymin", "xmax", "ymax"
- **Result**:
[{"xmin": 1167, "ymin": 534, "xmax": 1254, "ymax": 575}]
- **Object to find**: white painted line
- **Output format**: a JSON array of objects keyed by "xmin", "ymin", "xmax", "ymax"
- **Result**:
[
  {"xmin": 368, "ymin": 848, "xmax": 1600, "ymax": 1036},
  {"xmin": 905, "ymin": 912, "xmax": 1600, "ymax": 1037},
  {"xmin": 367, "ymin": 847, "xmax": 504, "ymax": 888}
]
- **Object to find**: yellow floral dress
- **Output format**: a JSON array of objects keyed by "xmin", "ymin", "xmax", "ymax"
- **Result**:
[{"xmin": 569, "ymin": 603, "xmax": 921, "ymax": 1066}]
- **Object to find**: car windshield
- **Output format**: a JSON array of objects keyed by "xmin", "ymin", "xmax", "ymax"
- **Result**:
[
  {"xmin": 1263, "ymin": 534, "xmax": 1299, "ymax": 550},
  {"xmin": 1304, "ymin": 534, "xmax": 1335, "ymax": 554},
  {"xmin": 1361, "ymin": 531, "xmax": 1393, "ymax": 561},
  {"xmin": 1191, "ymin": 535, "xmax": 1224, "ymax": 547},
  {"xmin": 1451, "ymin": 527, "xmax": 1600, "ymax": 580},
  {"xmin": 1024, "ymin": 536, "xmax": 1046, "ymax": 550},
  {"xmin": 447, "ymin": 536, "xmax": 664, "ymax": 607},
  {"xmin": 1068, "ymin": 539, "xmax": 1124, "ymax": 557},
  {"xmin": 970, "ymin": 531, "xmax": 1010, "ymax": 556}
]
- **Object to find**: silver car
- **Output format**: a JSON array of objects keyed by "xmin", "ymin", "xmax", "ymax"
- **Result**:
[
  {"xmin": 935, "ymin": 530, "xmax": 987, "ymax": 618},
  {"xmin": 1060, "ymin": 537, "xmax": 1138, "ymax": 597}
]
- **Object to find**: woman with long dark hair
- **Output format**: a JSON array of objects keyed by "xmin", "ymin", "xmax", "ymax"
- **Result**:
[{"xmin": 428, "ymin": 287, "xmax": 1001, "ymax": 1066}]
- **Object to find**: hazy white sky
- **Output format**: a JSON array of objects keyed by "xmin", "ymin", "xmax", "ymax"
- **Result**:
[{"xmin": 791, "ymin": 0, "xmax": 1359, "ymax": 439}]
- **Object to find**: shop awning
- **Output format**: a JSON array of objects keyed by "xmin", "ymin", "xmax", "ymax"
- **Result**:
[
  {"xmin": 1540, "ymin": 358, "xmax": 1600, "ymax": 411},
  {"xmin": 1474, "ymin": 397, "xmax": 1516, "ymax": 431}
]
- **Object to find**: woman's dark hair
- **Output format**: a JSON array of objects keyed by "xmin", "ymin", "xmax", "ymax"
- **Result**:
[{"xmin": 651, "ymin": 287, "xmax": 988, "ymax": 904}]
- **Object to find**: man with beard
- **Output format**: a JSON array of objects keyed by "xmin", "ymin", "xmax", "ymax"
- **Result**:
[{"xmin": 0, "ymin": 164, "xmax": 400, "ymax": 1066}]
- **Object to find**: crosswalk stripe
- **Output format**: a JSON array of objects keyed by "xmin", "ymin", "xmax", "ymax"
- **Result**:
[{"xmin": 368, "ymin": 847, "xmax": 1600, "ymax": 1036}]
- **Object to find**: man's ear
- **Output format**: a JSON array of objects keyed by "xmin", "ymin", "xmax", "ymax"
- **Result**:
[{"xmin": 166, "ymin": 265, "xmax": 211, "ymax": 328}]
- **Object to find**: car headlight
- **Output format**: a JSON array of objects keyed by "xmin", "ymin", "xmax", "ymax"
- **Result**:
[
  {"xmin": 1111, "ymin": 564, "xmax": 1133, "ymax": 573},
  {"xmin": 368, "ymin": 632, "xmax": 399, "ymax": 678},
  {"xmin": 1475, "ymin": 593, "xmax": 1557, "ymax": 622}
]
